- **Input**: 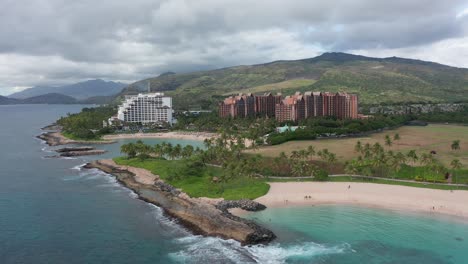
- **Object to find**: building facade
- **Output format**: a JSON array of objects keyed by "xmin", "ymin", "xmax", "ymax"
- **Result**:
[
  {"xmin": 219, "ymin": 91, "xmax": 358, "ymax": 122},
  {"xmin": 117, "ymin": 93, "xmax": 173, "ymax": 124}
]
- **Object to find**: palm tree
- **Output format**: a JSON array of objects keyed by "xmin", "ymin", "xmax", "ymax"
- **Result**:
[
  {"xmin": 345, "ymin": 160, "xmax": 360, "ymax": 175},
  {"xmin": 326, "ymin": 152, "xmax": 337, "ymax": 172},
  {"xmin": 450, "ymin": 159, "xmax": 462, "ymax": 186},
  {"xmin": 390, "ymin": 152, "xmax": 406, "ymax": 178},
  {"xmin": 290, "ymin": 150, "xmax": 300, "ymax": 160},
  {"xmin": 298, "ymin": 149, "xmax": 309, "ymax": 160},
  {"xmin": 451, "ymin": 140, "xmax": 461, "ymax": 150},
  {"xmin": 153, "ymin": 144, "xmax": 163, "ymax": 157},
  {"xmin": 279, "ymin": 151, "xmax": 288, "ymax": 160},
  {"xmin": 203, "ymin": 138, "xmax": 213, "ymax": 149},
  {"xmin": 406, "ymin": 150, "xmax": 418, "ymax": 165},
  {"xmin": 393, "ymin": 133, "xmax": 401, "ymax": 150},
  {"xmin": 421, "ymin": 153, "xmax": 437, "ymax": 182},
  {"xmin": 363, "ymin": 143, "xmax": 372, "ymax": 158},
  {"xmin": 372, "ymin": 152, "xmax": 388, "ymax": 177},
  {"xmin": 182, "ymin": 145, "xmax": 194, "ymax": 158},
  {"xmin": 120, "ymin": 143, "xmax": 136, "ymax": 159},
  {"xmin": 307, "ymin": 145, "xmax": 316, "ymax": 157},
  {"xmin": 354, "ymin": 140, "xmax": 363, "ymax": 153},
  {"xmin": 384, "ymin": 135, "xmax": 392, "ymax": 148},
  {"xmin": 372, "ymin": 143, "xmax": 384, "ymax": 156}
]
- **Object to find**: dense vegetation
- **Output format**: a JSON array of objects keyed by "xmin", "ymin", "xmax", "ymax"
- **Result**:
[
  {"xmin": 57, "ymin": 106, "xmax": 116, "ymax": 139},
  {"xmin": 116, "ymin": 139, "xmax": 271, "ymax": 199},
  {"xmin": 413, "ymin": 105, "xmax": 468, "ymax": 124},
  {"xmin": 267, "ymin": 115, "xmax": 411, "ymax": 145},
  {"xmin": 344, "ymin": 134, "xmax": 467, "ymax": 184},
  {"xmin": 115, "ymin": 130, "xmax": 467, "ymax": 199},
  {"xmin": 121, "ymin": 52, "xmax": 468, "ymax": 109}
]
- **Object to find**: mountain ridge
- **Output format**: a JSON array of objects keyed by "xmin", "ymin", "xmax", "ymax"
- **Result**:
[
  {"xmin": 120, "ymin": 52, "xmax": 468, "ymax": 109},
  {"xmin": 9, "ymin": 79, "xmax": 127, "ymax": 100}
]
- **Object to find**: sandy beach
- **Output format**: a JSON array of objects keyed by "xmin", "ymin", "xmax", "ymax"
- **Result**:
[
  {"xmin": 102, "ymin": 131, "xmax": 217, "ymax": 142},
  {"xmin": 250, "ymin": 182, "xmax": 468, "ymax": 220}
]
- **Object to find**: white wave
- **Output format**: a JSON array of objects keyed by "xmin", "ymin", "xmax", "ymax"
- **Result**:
[
  {"xmin": 41, "ymin": 146, "xmax": 55, "ymax": 153},
  {"xmin": 71, "ymin": 163, "xmax": 87, "ymax": 171},
  {"xmin": 128, "ymin": 190, "xmax": 138, "ymax": 199},
  {"xmin": 246, "ymin": 241, "xmax": 350, "ymax": 264},
  {"xmin": 148, "ymin": 204, "xmax": 186, "ymax": 230},
  {"xmin": 169, "ymin": 236, "xmax": 257, "ymax": 264},
  {"xmin": 169, "ymin": 235, "xmax": 350, "ymax": 264},
  {"xmin": 61, "ymin": 156, "xmax": 77, "ymax": 160}
]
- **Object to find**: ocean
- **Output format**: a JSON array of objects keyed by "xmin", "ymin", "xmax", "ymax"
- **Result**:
[{"xmin": 0, "ymin": 104, "xmax": 467, "ymax": 264}]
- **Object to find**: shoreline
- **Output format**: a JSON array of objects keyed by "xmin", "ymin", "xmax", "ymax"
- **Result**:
[
  {"xmin": 84, "ymin": 159, "xmax": 276, "ymax": 245},
  {"xmin": 236, "ymin": 182, "xmax": 468, "ymax": 221},
  {"xmin": 38, "ymin": 131, "xmax": 115, "ymax": 146},
  {"xmin": 102, "ymin": 131, "xmax": 217, "ymax": 142}
]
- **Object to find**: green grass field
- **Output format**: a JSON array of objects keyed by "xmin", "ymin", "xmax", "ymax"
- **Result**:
[
  {"xmin": 113, "ymin": 157, "xmax": 270, "ymax": 200},
  {"xmin": 251, "ymin": 124, "xmax": 468, "ymax": 168}
]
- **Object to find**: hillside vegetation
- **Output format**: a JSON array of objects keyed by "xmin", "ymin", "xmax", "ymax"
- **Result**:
[{"xmin": 120, "ymin": 52, "xmax": 468, "ymax": 109}]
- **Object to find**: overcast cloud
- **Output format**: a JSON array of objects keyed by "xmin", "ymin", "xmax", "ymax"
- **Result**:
[{"xmin": 1, "ymin": 0, "xmax": 468, "ymax": 95}]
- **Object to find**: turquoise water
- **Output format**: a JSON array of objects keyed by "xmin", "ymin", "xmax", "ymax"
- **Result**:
[
  {"xmin": 245, "ymin": 206, "xmax": 468, "ymax": 263},
  {"xmin": 1, "ymin": 104, "xmax": 467, "ymax": 263}
]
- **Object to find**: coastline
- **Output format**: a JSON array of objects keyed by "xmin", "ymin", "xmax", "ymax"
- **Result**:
[
  {"xmin": 38, "ymin": 131, "xmax": 115, "ymax": 146},
  {"xmin": 235, "ymin": 182, "xmax": 468, "ymax": 221},
  {"xmin": 102, "ymin": 131, "xmax": 217, "ymax": 142},
  {"xmin": 84, "ymin": 159, "xmax": 276, "ymax": 245}
]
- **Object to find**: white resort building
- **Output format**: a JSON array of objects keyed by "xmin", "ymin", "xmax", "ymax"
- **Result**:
[{"xmin": 117, "ymin": 93, "xmax": 173, "ymax": 125}]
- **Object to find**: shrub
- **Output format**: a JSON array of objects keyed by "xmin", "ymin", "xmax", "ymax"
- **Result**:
[{"xmin": 314, "ymin": 169, "xmax": 329, "ymax": 181}]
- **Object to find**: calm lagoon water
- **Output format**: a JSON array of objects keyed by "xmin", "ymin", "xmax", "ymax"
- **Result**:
[{"xmin": 1, "ymin": 104, "xmax": 467, "ymax": 264}]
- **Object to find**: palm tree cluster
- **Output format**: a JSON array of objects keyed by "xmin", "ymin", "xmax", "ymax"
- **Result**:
[
  {"xmin": 346, "ymin": 135, "xmax": 455, "ymax": 182},
  {"xmin": 271, "ymin": 145, "xmax": 333, "ymax": 178},
  {"xmin": 202, "ymin": 132, "xmax": 261, "ymax": 181},
  {"xmin": 120, "ymin": 140, "xmax": 202, "ymax": 161}
]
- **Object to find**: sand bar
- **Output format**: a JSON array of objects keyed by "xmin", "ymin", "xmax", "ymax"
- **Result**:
[
  {"xmin": 103, "ymin": 131, "xmax": 217, "ymax": 142},
  {"xmin": 254, "ymin": 182, "xmax": 468, "ymax": 220}
]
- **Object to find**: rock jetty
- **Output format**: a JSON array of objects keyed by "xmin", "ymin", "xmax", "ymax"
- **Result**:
[{"xmin": 85, "ymin": 160, "xmax": 276, "ymax": 245}]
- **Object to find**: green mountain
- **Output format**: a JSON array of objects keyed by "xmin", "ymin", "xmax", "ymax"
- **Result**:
[{"xmin": 121, "ymin": 52, "xmax": 468, "ymax": 109}]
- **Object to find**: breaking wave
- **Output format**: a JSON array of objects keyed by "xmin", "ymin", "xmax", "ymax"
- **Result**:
[{"xmin": 169, "ymin": 235, "xmax": 349, "ymax": 264}]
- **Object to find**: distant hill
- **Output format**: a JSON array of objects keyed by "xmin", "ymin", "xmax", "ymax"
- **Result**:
[
  {"xmin": 0, "ymin": 95, "xmax": 20, "ymax": 105},
  {"xmin": 21, "ymin": 93, "xmax": 78, "ymax": 104},
  {"xmin": 0, "ymin": 93, "xmax": 103, "ymax": 105},
  {"xmin": 121, "ymin": 52, "xmax": 468, "ymax": 109},
  {"xmin": 9, "ymin": 79, "xmax": 127, "ymax": 100}
]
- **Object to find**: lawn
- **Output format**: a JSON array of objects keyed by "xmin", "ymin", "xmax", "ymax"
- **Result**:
[
  {"xmin": 250, "ymin": 124, "xmax": 468, "ymax": 168},
  {"xmin": 113, "ymin": 157, "xmax": 270, "ymax": 200}
]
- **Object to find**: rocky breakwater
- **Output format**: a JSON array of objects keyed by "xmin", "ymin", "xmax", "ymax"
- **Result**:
[
  {"xmin": 84, "ymin": 160, "xmax": 276, "ymax": 245},
  {"xmin": 56, "ymin": 146, "xmax": 107, "ymax": 157}
]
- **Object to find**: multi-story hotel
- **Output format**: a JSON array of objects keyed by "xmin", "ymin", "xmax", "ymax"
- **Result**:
[
  {"xmin": 117, "ymin": 93, "xmax": 173, "ymax": 124},
  {"xmin": 219, "ymin": 91, "xmax": 358, "ymax": 122}
]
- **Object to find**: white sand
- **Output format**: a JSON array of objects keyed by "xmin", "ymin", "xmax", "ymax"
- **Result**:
[
  {"xmin": 102, "ymin": 131, "xmax": 217, "ymax": 142},
  {"xmin": 254, "ymin": 182, "xmax": 468, "ymax": 219}
]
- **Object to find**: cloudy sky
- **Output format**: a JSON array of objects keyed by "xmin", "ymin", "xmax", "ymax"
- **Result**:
[{"xmin": 1, "ymin": 0, "xmax": 468, "ymax": 95}]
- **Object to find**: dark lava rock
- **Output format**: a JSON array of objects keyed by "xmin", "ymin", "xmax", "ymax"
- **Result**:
[
  {"xmin": 216, "ymin": 199, "xmax": 267, "ymax": 212},
  {"xmin": 56, "ymin": 146, "xmax": 95, "ymax": 152}
]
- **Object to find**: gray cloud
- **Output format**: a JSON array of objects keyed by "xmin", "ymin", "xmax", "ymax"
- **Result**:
[{"xmin": 0, "ymin": 0, "xmax": 467, "ymax": 95}]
